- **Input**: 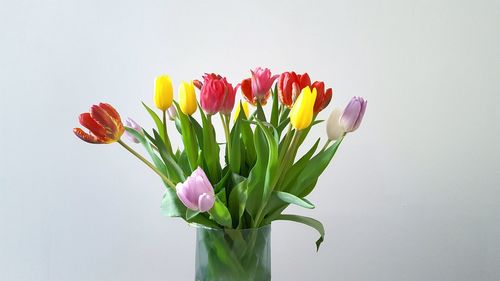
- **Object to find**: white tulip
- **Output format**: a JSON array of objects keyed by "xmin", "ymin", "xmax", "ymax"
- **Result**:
[{"xmin": 326, "ymin": 108, "xmax": 345, "ymax": 141}]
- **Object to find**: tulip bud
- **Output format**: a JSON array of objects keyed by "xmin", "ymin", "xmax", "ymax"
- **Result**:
[
  {"xmin": 175, "ymin": 167, "xmax": 215, "ymax": 212},
  {"xmin": 326, "ymin": 108, "xmax": 345, "ymax": 141},
  {"xmin": 166, "ymin": 105, "xmax": 177, "ymax": 120},
  {"xmin": 179, "ymin": 81, "xmax": 198, "ymax": 115},
  {"xmin": 290, "ymin": 86, "xmax": 317, "ymax": 130},
  {"xmin": 233, "ymin": 101, "xmax": 250, "ymax": 121},
  {"xmin": 340, "ymin": 96, "xmax": 367, "ymax": 132},
  {"xmin": 124, "ymin": 118, "xmax": 143, "ymax": 143},
  {"xmin": 154, "ymin": 75, "xmax": 174, "ymax": 111},
  {"xmin": 200, "ymin": 73, "xmax": 226, "ymax": 115}
]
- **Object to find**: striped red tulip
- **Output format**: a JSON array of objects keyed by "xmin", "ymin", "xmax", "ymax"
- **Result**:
[
  {"xmin": 278, "ymin": 72, "xmax": 311, "ymax": 108},
  {"xmin": 73, "ymin": 103, "xmax": 124, "ymax": 144},
  {"xmin": 311, "ymin": 81, "xmax": 333, "ymax": 114}
]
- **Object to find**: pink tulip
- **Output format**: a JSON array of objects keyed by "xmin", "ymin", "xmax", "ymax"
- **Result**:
[
  {"xmin": 220, "ymin": 79, "xmax": 236, "ymax": 115},
  {"xmin": 250, "ymin": 67, "xmax": 279, "ymax": 100},
  {"xmin": 200, "ymin": 73, "xmax": 227, "ymax": 115},
  {"xmin": 340, "ymin": 96, "xmax": 367, "ymax": 132},
  {"xmin": 175, "ymin": 167, "xmax": 215, "ymax": 212}
]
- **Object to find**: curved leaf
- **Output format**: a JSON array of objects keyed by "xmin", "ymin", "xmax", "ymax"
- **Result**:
[
  {"xmin": 274, "ymin": 214, "xmax": 325, "ymax": 251},
  {"xmin": 274, "ymin": 191, "xmax": 315, "ymax": 209}
]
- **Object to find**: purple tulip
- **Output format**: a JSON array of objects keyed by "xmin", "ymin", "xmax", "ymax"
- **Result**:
[
  {"xmin": 176, "ymin": 167, "xmax": 215, "ymax": 212},
  {"xmin": 124, "ymin": 117, "xmax": 142, "ymax": 143},
  {"xmin": 340, "ymin": 97, "xmax": 367, "ymax": 132}
]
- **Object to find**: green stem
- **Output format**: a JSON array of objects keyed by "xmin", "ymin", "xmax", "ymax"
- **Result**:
[
  {"xmin": 220, "ymin": 113, "xmax": 231, "ymax": 162},
  {"xmin": 117, "ymin": 139, "xmax": 176, "ymax": 189},
  {"xmin": 321, "ymin": 139, "xmax": 332, "ymax": 151}
]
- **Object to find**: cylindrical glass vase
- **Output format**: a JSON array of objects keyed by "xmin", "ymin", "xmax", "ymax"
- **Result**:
[{"xmin": 194, "ymin": 224, "xmax": 271, "ymax": 281}]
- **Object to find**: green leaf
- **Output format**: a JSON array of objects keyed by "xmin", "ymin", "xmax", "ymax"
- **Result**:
[
  {"xmin": 245, "ymin": 126, "xmax": 268, "ymax": 219},
  {"xmin": 270, "ymin": 84, "xmax": 279, "ymax": 127},
  {"xmin": 208, "ymin": 197, "xmax": 232, "ymax": 228},
  {"xmin": 240, "ymin": 116, "xmax": 256, "ymax": 167},
  {"xmin": 199, "ymin": 109, "xmax": 221, "ymax": 182},
  {"xmin": 228, "ymin": 180, "xmax": 248, "ymax": 228},
  {"xmin": 274, "ymin": 191, "xmax": 315, "ymax": 209},
  {"xmin": 160, "ymin": 188, "xmax": 186, "ymax": 218},
  {"xmin": 287, "ymin": 137, "xmax": 344, "ymax": 196},
  {"xmin": 151, "ymin": 130, "xmax": 185, "ymax": 182},
  {"xmin": 229, "ymin": 114, "xmax": 242, "ymax": 173},
  {"xmin": 255, "ymin": 121, "xmax": 279, "ymax": 204},
  {"xmin": 174, "ymin": 101, "xmax": 198, "ymax": 171},
  {"xmin": 281, "ymin": 138, "xmax": 320, "ymax": 190},
  {"xmin": 142, "ymin": 102, "xmax": 165, "ymax": 142},
  {"xmin": 274, "ymin": 214, "xmax": 325, "ymax": 251}
]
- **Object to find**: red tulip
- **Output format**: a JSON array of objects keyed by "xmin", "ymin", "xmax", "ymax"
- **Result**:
[
  {"xmin": 73, "ymin": 103, "xmax": 124, "ymax": 144},
  {"xmin": 311, "ymin": 81, "xmax": 333, "ymax": 114},
  {"xmin": 278, "ymin": 72, "xmax": 311, "ymax": 108}
]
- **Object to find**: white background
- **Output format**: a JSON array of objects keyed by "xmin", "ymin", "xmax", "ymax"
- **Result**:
[{"xmin": 1, "ymin": 0, "xmax": 499, "ymax": 280}]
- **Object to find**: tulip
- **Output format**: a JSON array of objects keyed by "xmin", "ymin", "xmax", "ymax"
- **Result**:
[
  {"xmin": 233, "ymin": 101, "xmax": 250, "ymax": 121},
  {"xmin": 220, "ymin": 80, "xmax": 236, "ymax": 115},
  {"xmin": 200, "ymin": 73, "xmax": 227, "ymax": 115},
  {"xmin": 73, "ymin": 103, "xmax": 124, "ymax": 144},
  {"xmin": 326, "ymin": 108, "xmax": 345, "ymax": 141},
  {"xmin": 278, "ymin": 72, "xmax": 311, "ymax": 108},
  {"xmin": 166, "ymin": 105, "xmax": 177, "ymax": 120},
  {"xmin": 340, "ymin": 96, "xmax": 367, "ymax": 132},
  {"xmin": 124, "ymin": 117, "xmax": 142, "ymax": 143},
  {"xmin": 179, "ymin": 81, "xmax": 198, "ymax": 115},
  {"xmin": 251, "ymin": 67, "xmax": 279, "ymax": 99},
  {"xmin": 290, "ymin": 87, "xmax": 317, "ymax": 130},
  {"xmin": 175, "ymin": 167, "xmax": 215, "ymax": 212},
  {"xmin": 311, "ymin": 81, "xmax": 333, "ymax": 114},
  {"xmin": 154, "ymin": 75, "xmax": 174, "ymax": 111}
]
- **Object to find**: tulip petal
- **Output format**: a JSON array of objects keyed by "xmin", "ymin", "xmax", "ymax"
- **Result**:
[
  {"xmin": 79, "ymin": 113, "xmax": 107, "ymax": 138},
  {"xmin": 176, "ymin": 182, "xmax": 198, "ymax": 210},
  {"xmin": 73, "ymin": 128, "xmax": 105, "ymax": 144},
  {"xmin": 198, "ymin": 193, "xmax": 215, "ymax": 212},
  {"xmin": 90, "ymin": 105, "xmax": 118, "ymax": 136}
]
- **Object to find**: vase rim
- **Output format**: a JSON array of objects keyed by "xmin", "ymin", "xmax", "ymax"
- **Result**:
[{"xmin": 190, "ymin": 222, "xmax": 271, "ymax": 231}]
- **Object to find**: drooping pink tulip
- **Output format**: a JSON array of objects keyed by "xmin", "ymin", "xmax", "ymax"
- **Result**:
[
  {"xmin": 175, "ymin": 167, "xmax": 215, "ymax": 212},
  {"xmin": 124, "ymin": 117, "xmax": 143, "ymax": 143},
  {"xmin": 250, "ymin": 67, "xmax": 279, "ymax": 101},
  {"xmin": 340, "ymin": 96, "xmax": 367, "ymax": 132}
]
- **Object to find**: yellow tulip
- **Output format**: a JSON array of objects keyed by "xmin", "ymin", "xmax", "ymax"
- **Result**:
[
  {"xmin": 179, "ymin": 81, "xmax": 197, "ymax": 115},
  {"xmin": 233, "ymin": 101, "xmax": 250, "ymax": 121},
  {"xmin": 290, "ymin": 86, "xmax": 317, "ymax": 130},
  {"xmin": 154, "ymin": 75, "xmax": 173, "ymax": 111}
]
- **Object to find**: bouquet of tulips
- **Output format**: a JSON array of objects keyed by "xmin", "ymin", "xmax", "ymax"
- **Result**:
[{"xmin": 73, "ymin": 67, "xmax": 366, "ymax": 252}]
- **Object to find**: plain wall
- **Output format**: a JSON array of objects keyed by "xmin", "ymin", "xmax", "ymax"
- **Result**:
[{"xmin": 1, "ymin": 0, "xmax": 499, "ymax": 280}]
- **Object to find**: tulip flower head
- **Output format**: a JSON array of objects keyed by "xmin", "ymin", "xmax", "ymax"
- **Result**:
[
  {"xmin": 290, "ymin": 87, "xmax": 317, "ymax": 131},
  {"xmin": 340, "ymin": 96, "xmax": 367, "ymax": 132},
  {"xmin": 124, "ymin": 117, "xmax": 143, "ymax": 143},
  {"xmin": 200, "ymin": 73, "xmax": 229, "ymax": 115},
  {"xmin": 73, "ymin": 103, "xmax": 124, "ymax": 144},
  {"xmin": 326, "ymin": 108, "xmax": 345, "ymax": 141},
  {"xmin": 278, "ymin": 72, "xmax": 311, "ymax": 108},
  {"xmin": 233, "ymin": 101, "xmax": 250, "ymax": 121},
  {"xmin": 154, "ymin": 75, "xmax": 174, "ymax": 111},
  {"xmin": 166, "ymin": 104, "xmax": 177, "ymax": 120},
  {"xmin": 311, "ymin": 81, "xmax": 333, "ymax": 114},
  {"xmin": 241, "ymin": 67, "xmax": 278, "ymax": 106},
  {"xmin": 176, "ymin": 167, "xmax": 215, "ymax": 212},
  {"xmin": 179, "ymin": 81, "xmax": 198, "ymax": 115}
]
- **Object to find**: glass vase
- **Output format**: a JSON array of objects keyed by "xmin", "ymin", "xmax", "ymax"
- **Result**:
[{"xmin": 194, "ymin": 224, "xmax": 271, "ymax": 281}]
